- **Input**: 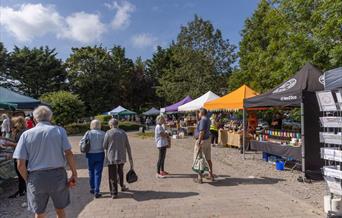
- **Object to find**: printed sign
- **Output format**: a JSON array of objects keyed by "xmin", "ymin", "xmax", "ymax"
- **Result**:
[{"xmin": 273, "ymin": 78, "xmax": 297, "ymax": 94}]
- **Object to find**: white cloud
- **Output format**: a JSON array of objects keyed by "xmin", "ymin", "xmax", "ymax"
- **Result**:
[
  {"xmin": 108, "ymin": 1, "xmax": 135, "ymax": 30},
  {"xmin": 0, "ymin": 3, "xmax": 107, "ymax": 43},
  {"xmin": 0, "ymin": 4, "xmax": 63, "ymax": 42},
  {"xmin": 131, "ymin": 33, "xmax": 158, "ymax": 49},
  {"xmin": 60, "ymin": 12, "xmax": 106, "ymax": 43}
]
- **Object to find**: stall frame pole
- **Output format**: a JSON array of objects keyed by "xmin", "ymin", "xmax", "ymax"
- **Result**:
[
  {"xmin": 243, "ymin": 108, "xmax": 246, "ymax": 160},
  {"xmin": 300, "ymin": 102, "xmax": 306, "ymax": 179}
]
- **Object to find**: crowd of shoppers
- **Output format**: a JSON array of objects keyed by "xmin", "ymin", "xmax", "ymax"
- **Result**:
[{"xmin": 0, "ymin": 104, "xmax": 216, "ymax": 217}]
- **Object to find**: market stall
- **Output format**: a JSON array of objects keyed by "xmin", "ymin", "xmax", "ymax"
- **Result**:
[
  {"xmin": 178, "ymin": 91, "xmax": 219, "ymax": 112},
  {"xmin": 204, "ymin": 85, "xmax": 258, "ymax": 148},
  {"xmin": 143, "ymin": 107, "xmax": 160, "ymax": 116},
  {"xmin": 160, "ymin": 96, "xmax": 192, "ymax": 113},
  {"xmin": 0, "ymin": 87, "xmax": 40, "ymax": 109},
  {"xmin": 243, "ymin": 63, "xmax": 324, "ymax": 179},
  {"xmin": 106, "ymin": 105, "xmax": 136, "ymax": 116},
  {"xmin": 324, "ymin": 67, "xmax": 342, "ymax": 90}
]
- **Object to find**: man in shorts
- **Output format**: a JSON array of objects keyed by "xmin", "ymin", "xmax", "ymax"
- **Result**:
[
  {"xmin": 13, "ymin": 106, "xmax": 77, "ymax": 218},
  {"xmin": 193, "ymin": 108, "xmax": 213, "ymax": 184}
]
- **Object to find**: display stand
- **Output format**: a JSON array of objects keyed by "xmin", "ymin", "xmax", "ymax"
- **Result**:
[{"xmin": 317, "ymin": 90, "xmax": 342, "ymax": 217}]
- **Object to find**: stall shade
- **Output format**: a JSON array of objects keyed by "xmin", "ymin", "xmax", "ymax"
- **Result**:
[
  {"xmin": 143, "ymin": 107, "xmax": 160, "ymax": 116},
  {"xmin": 325, "ymin": 67, "xmax": 342, "ymax": 90},
  {"xmin": 163, "ymin": 96, "xmax": 192, "ymax": 113},
  {"xmin": 178, "ymin": 91, "xmax": 219, "ymax": 112},
  {"xmin": 106, "ymin": 105, "xmax": 136, "ymax": 116},
  {"xmin": 0, "ymin": 87, "xmax": 40, "ymax": 109},
  {"xmin": 204, "ymin": 85, "xmax": 258, "ymax": 111},
  {"xmin": 244, "ymin": 63, "xmax": 324, "ymax": 180},
  {"xmin": 0, "ymin": 102, "xmax": 17, "ymax": 111}
]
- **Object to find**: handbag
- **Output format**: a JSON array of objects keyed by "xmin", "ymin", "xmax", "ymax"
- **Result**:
[
  {"xmin": 80, "ymin": 131, "xmax": 91, "ymax": 153},
  {"xmin": 166, "ymin": 137, "xmax": 171, "ymax": 149},
  {"xmin": 126, "ymin": 169, "xmax": 138, "ymax": 183},
  {"xmin": 192, "ymin": 149, "xmax": 209, "ymax": 174}
]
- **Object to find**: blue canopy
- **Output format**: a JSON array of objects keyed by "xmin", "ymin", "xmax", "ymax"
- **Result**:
[{"xmin": 0, "ymin": 87, "xmax": 40, "ymax": 109}]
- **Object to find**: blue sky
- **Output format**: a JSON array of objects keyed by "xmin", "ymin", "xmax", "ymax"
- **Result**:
[{"xmin": 0, "ymin": 0, "xmax": 259, "ymax": 61}]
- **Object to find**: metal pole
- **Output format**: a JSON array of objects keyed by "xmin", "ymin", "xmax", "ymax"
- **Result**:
[
  {"xmin": 243, "ymin": 108, "xmax": 246, "ymax": 160},
  {"xmin": 301, "ymin": 102, "xmax": 306, "ymax": 179}
]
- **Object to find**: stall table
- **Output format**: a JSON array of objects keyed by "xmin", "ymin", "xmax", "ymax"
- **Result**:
[
  {"xmin": 250, "ymin": 140, "xmax": 301, "ymax": 161},
  {"xmin": 227, "ymin": 132, "xmax": 242, "ymax": 148},
  {"xmin": 218, "ymin": 129, "xmax": 228, "ymax": 146},
  {"xmin": 186, "ymin": 126, "xmax": 196, "ymax": 136},
  {"xmin": 218, "ymin": 130, "xmax": 242, "ymax": 148}
]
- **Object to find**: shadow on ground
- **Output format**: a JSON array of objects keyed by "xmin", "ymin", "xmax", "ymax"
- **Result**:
[
  {"xmin": 209, "ymin": 176, "xmax": 285, "ymax": 187},
  {"xmin": 100, "ymin": 190, "xmax": 199, "ymax": 202}
]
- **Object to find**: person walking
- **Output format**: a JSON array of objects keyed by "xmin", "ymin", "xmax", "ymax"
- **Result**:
[
  {"xmin": 210, "ymin": 114, "xmax": 219, "ymax": 147},
  {"xmin": 193, "ymin": 108, "xmax": 213, "ymax": 184},
  {"xmin": 155, "ymin": 115, "xmax": 170, "ymax": 179},
  {"xmin": 1, "ymin": 114, "xmax": 11, "ymax": 138},
  {"xmin": 80, "ymin": 119, "xmax": 105, "ymax": 199},
  {"xmin": 103, "ymin": 118, "xmax": 133, "ymax": 199},
  {"xmin": 4, "ymin": 117, "xmax": 27, "ymax": 198},
  {"xmin": 13, "ymin": 106, "xmax": 77, "ymax": 218}
]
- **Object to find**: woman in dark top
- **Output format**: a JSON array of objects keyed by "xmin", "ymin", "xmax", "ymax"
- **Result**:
[{"xmin": 4, "ymin": 116, "xmax": 27, "ymax": 198}]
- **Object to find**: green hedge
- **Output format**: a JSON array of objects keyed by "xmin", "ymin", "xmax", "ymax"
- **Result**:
[
  {"xmin": 65, "ymin": 121, "xmax": 141, "ymax": 135},
  {"xmin": 95, "ymin": 115, "xmax": 112, "ymax": 124}
]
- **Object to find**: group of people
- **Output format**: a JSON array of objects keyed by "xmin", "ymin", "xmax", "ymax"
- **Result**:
[
  {"xmin": 79, "ymin": 118, "xmax": 133, "ymax": 199},
  {"xmin": 154, "ymin": 108, "xmax": 215, "ymax": 183},
  {"xmin": 1, "ymin": 114, "xmax": 35, "ymax": 199},
  {"xmin": 2, "ymin": 105, "xmax": 217, "ymax": 218}
]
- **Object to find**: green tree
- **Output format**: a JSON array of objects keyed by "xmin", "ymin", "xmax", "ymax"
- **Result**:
[
  {"xmin": 234, "ymin": 0, "xmax": 342, "ymax": 92},
  {"xmin": 66, "ymin": 46, "xmax": 120, "ymax": 115},
  {"xmin": 40, "ymin": 91, "xmax": 85, "ymax": 125},
  {"xmin": 145, "ymin": 46, "xmax": 172, "ymax": 106},
  {"xmin": 157, "ymin": 46, "xmax": 221, "ymax": 102},
  {"xmin": 109, "ymin": 46, "xmax": 135, "ymax": 108},
  {"xmin": 154, "ymin": 15, "xmax": 237, "ymax": 103},
  {"xmin": 6, "ymin": 46, "xmax": 67, "ymax": 98},
  {"xmin": 0, "ymin": 42, "xmax": 9, "ymax": 86},
  {"xmin": 177, "ymin": 15, "xmax": 237, "ymax": 75}
]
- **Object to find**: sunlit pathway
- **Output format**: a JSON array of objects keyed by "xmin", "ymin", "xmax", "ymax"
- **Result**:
[{"xmin": 16, "ymin": 133, "xmax": 323, "ymax": 218}]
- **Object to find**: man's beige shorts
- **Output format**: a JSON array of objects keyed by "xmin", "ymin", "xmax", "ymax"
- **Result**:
[{"xmin": 194, "ymin": 139, "xmax": 211, "ymax": 161}]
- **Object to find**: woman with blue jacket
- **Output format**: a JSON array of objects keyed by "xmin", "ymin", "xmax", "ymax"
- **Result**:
[{"xmin": 80, "ymin": 119, "xmax": 105, "ymax": 198}]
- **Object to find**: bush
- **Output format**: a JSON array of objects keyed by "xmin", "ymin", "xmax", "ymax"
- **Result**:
[
  {"xmin": 65, "ymin": 121, "xmax": 141, "ymax": 135},
  {"xmin": 40, "ymin": 91, "xmax": 85, "ymax": 125},
  {"xmin": 95, "ymin": 115, "xmax": 112, "ymax": 124}
]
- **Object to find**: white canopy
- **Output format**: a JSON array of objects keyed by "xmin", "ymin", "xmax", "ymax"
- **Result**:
[
  {"xmin": 108, "ymin": 106, "xmax": 128, "ymax": 115},
  {"xmin": 178, "ymin": 91, "xmax": 219, "ymax": 112}
]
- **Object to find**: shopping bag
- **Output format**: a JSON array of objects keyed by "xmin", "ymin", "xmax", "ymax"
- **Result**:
[
  {"xmin": 126, "ymin": 169, "xmax": 138, "ymax": 183},
  {"xmin": 192, "ymin": 150, "xmax": 209, "ymax": 174},
  {"xmin": 80, "ymin": 131, "xmax": 91, "ymax": 153}
]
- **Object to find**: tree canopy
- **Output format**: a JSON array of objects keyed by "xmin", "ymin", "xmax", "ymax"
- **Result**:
[{"xmin": 5, "ymin": 46, "xmax": 67, "ymax": 98}]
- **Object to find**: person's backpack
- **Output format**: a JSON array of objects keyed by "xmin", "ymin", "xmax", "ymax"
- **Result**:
[
  {"xmin": 126, "ymin": 169, "xmax": 138, "ymax": 183},
  {"xmin": 80, "ymin": 131, "xmax": 91, "ymax": 153}
]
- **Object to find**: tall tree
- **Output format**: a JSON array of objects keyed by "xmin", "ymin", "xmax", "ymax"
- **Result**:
[
  {"xmin": 155, "ymin": 15, "xmax": 237, "ymax": 103},
  {"xmin": 66, "ymin": 46, "xmax": 120, "ymax": 115},
  {"xmin": 0, "ymin": 42, "xmax": 9, "ymax": 86},
  {"xmin": 234, "ymin": 0, "xmax": 342, "ymax": 92},
  {"xmin": 6, "ymin": 46, "xmax": 66, "ymax": 98},
  {"xmin": 177, "ymin": 15, "xmax": 237, "ymax": 75},
  {"xmin": 145, "ymin": 46, "xmax": 172, "ymax": 106}
]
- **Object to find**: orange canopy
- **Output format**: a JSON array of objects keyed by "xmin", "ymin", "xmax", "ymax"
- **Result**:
[{"xmin": 204, "ymin": 85, "xmax": 258, "ymax": 111}]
